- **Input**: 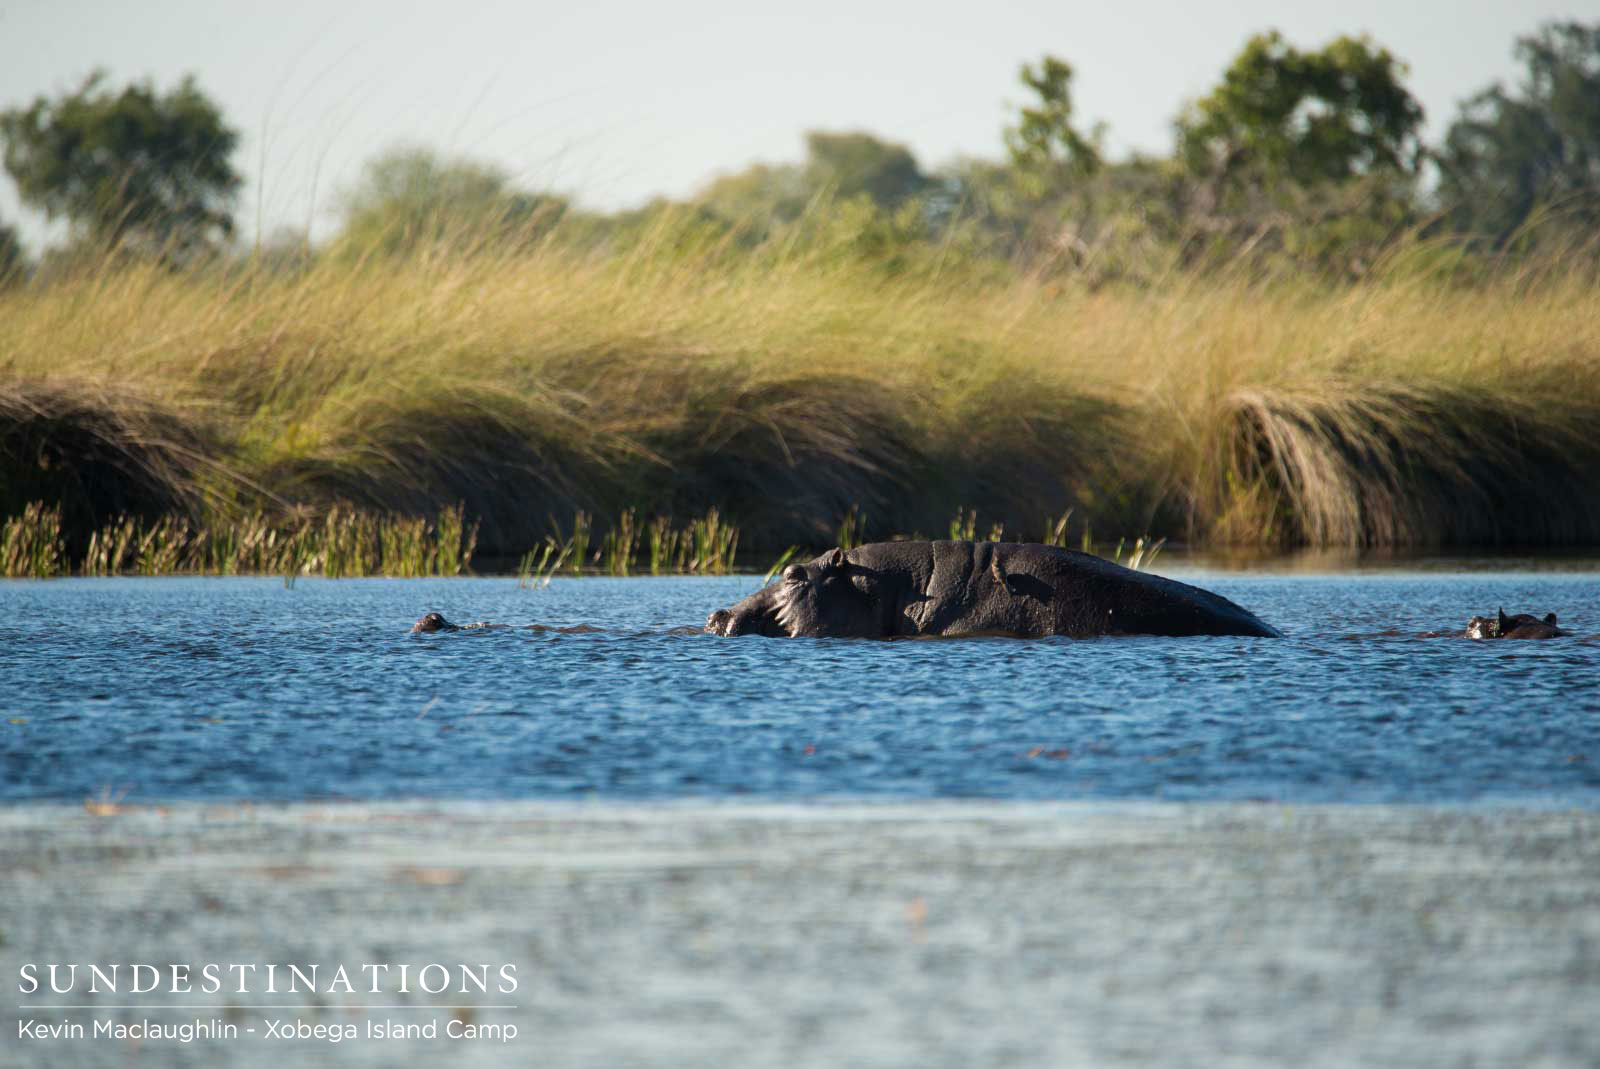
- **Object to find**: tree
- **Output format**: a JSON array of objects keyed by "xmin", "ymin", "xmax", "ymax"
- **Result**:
[
  {"xmin": 1178, "ymin": 32, "xmax": 1423, "ymax": 191},
  {"xmin": 802, "ymin": 131, "xmax": 931, "ymax": 210},
  {"xmin": 1172, "ymin": 32, "xmax": 1424, "ymax": 276},
  {"xmin": 696, "ymin": 131, "xmax": 932, "ymax": 232},
  {"xmin": 1437, "ymin": 21, "xmax": 1600, "ymax": 244},
  {"xmin": 947, "ymin": 57, "xmax": 1114, "ymax": 275},
  {"xmin": 334, "ymin": 146, "xmax": 566, "ymax": 255},
  {"xmin": 0, "ymin": 217, "xmax": 24, "ymax": 284},
  {"xmin": 0, "ymin": 71, "xmax": 240, "ymax": 256},
  {"xmin": 695, "ymin": 161, "xmax": 809, "ymax": 227},
  {"xmin": 1004, "ymin": 56, "xmax": 1103, "ymax": 188}
]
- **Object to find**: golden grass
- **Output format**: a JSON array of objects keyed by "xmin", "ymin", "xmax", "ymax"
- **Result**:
[{"xmin": 1, "ymin": 222, "xmax": 1598, "ymax": 559}]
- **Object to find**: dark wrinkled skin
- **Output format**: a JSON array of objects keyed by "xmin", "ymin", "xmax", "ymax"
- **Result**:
[
  {"xmin": 1465, "ymin": 608, "xmax": 1569, "ymax": 640},
  {"xmin": 411, "ymin": 612, "xmax": 461, "ymax": 634},
  {"xmin": 706, "ymin": 541, "xmax": 1281, "ymax": 639}
]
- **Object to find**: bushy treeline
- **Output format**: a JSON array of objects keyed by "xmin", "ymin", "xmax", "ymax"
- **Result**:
[{"xmin": 3, "ymin": 21, "xmax": 1600, "ymax": 282}]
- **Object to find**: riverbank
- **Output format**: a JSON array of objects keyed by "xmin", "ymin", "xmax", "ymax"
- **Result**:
[
  {"xmin": 3, "ymin": 239, "xmax": 1599, "ymax": 567},
  {"xmin": 4, "ymin": 800, "xmax": 1597, "ymax": 1067}
]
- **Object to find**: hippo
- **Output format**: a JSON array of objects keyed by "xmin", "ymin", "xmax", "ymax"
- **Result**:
[
  {"xmin": 706, "ymin": 541, "xmax": 1280, "ymax": 639},
  {"xmin": 411, "ymin": 612, "xmax": 462, "ymax": 633},
  {"xmin": 1465, "ymin": 608, "xmax": 1568, "ymax": 640},
  {"xmin": 411, "ymin": 613, "xmax": 602, "ymax": 635}
]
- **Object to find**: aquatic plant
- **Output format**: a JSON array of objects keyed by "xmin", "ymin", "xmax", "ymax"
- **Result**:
[
  {"xmin": 949, "ymin": 508, "xmax": 978, "ymax": 542},
  {"xmin": 835, "ymin": 504, "xmax": 867, "ymax": 550},
  {"xmin": 602, "ymin": 508, "xmax": 637, "ymax": 575},
  {"xmin": 0, "ymin": 501, "xmax": 66, "ymax": 577},
  {"xmin": 1111, "ymin": 536, "xmax": 1166, "ymax": 571},
  {"xmin": 760, "ymin": 545, "xmax": 803, "ymax": 586},
  {"xmin": 3, "ymin": 502, "xmax": 482, "ymax": 578}
]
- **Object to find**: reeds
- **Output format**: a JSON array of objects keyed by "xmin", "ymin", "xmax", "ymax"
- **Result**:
[
  {"xmin": 1, "ymin": 502, "xmax": 66, "ymax": 577},
  {"xmin": 518, "ymin": 509, "xmax": 741, "ymax": 586},
  {"xmin": 6, "ymin": 502, "xmax": 479, "ymax": 578}
]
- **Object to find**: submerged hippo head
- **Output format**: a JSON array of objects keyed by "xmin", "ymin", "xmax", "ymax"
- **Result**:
[
  {"xmin": 706, "ymin": 549, "xmax": 885, "ymax": 638},
  {"xmin": 1466, "ymin": 608, "xmax": 1562, "ymax": 640},
  {"xmin": 411, "ymin": 612, "xmax": 461, "ymax": 634}
]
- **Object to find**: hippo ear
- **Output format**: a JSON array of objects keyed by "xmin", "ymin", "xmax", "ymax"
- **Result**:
[
  {"xmin": 1545, "ymin": 613, "xmax": 1558, "ymax": 625},
  {"xmin": 825, "ymin": 548, "xmax": 846, "ymax": 572},
  {"xmin": 781, "ymin": 564, "xmax": 806, "ymax": 583},
  {"xmin": 1497, "ymin": 607, "xmax": 1510, "ymax": 630}
]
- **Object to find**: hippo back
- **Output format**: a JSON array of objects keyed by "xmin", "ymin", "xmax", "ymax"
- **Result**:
[{"xmin": 841, "ymin": 541, "xmax": 1279, "ymax": 639}]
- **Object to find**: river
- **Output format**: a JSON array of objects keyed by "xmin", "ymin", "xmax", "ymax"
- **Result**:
[{"xmin": 4, "ymin": 569, "xmax": 1597, "ymax": 805}]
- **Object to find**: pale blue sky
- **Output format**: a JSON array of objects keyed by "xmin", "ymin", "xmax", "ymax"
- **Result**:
[{"xmin": 1, "ymin": 0, "xmax": 1596, "ymax": 250}]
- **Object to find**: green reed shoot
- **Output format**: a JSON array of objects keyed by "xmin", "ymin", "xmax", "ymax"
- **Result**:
[
  {"xmin": 835, "ymin": 504, "xmax": 866, "ymax": 550},
  {"xmin": 949, "ymin": 507, "xmax": 977, "ymax": 542},
  {"xmin": 1111, "ymin": 535, "xmax": 1166, "ymax": 570},
  {"xmin": 85, "ymin": 516, "xmax": 138, "ymax": 576},
  {"xmin": 0, "ymin": 502, "xmax": 66, "ymax": 578},
  {"xmin": 689, "ymin": 507, "xmax": 738, "ymax": 574},
  {"xmin": 603, "ymin": 508, "xmax": 638, "ymax": 575},
  {"xmin": 1043, "ymin": 509, "xmax": 1073, "ymax": 548},
  {"xmin": 761, "ymin": 545, "xmax": 803, "ymax": 587},
  {"xmin": 568, "ymin": 511, "xmax": 591, "ymax": 576},
  {"xmin": 517, "ymin": 537, "xmax": 567, "ymax": 589},
  {"xmin": 647, "ymin": 515, "xmax": 676, "ymax": 575}
]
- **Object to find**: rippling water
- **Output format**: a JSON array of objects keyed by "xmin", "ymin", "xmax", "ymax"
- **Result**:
[{"xmin": 3, "ymin": 571, "xmax": 1598, "ymax": 804}]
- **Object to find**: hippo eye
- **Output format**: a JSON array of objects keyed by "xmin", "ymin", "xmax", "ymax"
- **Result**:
[{"xmin": 782, "ymin": 564, "xmax": 807, "ymax": 583}]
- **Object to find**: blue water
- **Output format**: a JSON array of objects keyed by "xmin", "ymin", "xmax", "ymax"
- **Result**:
[{"xmin": 2, "ymin": 572, "xmax": 1598, "ymax": 805}]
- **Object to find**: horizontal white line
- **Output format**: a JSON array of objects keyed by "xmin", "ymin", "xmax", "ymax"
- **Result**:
[{"xmin": 17, "ymin": 1005, "xmax": 518, "ymax": 1010}]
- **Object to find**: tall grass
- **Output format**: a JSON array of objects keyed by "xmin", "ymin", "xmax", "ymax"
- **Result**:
[
  {"xmin": 1, "ymin": 219, "xmax": 1598, "ymax": 558},
  {"xmin": 7, "ymin": 503, "xmax": 478, "ymax": 578},
  {"xmin": 515, "ymin": 507, "xmax": 741, "ymax": 586},
  {"xmin": 1, "ymin": 502, "xmax": 66, "ymax": 577}
]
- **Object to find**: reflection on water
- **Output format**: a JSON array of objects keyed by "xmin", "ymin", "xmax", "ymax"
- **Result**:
[{"xmin": 1, "ymin": 570, "xmax": 1598, "ymax": 805}]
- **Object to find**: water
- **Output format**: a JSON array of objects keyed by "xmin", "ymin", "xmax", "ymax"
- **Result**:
[{"xmin": 2, "ymin": 571, "xmax": 1598, "ymax": 805}]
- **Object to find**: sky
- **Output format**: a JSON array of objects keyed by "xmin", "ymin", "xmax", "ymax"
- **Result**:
[{"xmin": 1, "ymin": 0, "xmax": 1596, "ymax": 251}]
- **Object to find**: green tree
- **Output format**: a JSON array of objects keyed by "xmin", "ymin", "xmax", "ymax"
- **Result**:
[
  {"xmin": 0, "ymin": 217, "xmax": 24, "ymax": 284},
  {"xmin": 1437, "ymin": 21, "xmax": 1600, "ymax": 244},
  {"xmin": 1175, "ymin": 32, "xmax": 1424, "ymax": 275},
  {"xmin": 940, "ymin": 58, "xmax": 1118, "ymax": 276},
  {"xmin": 695, "ymin": 161, "xmax": 808, "ymax": 227},
  {"xmin": 696, "ymin": 131, "xmax": 931, "ymax": 231},
  {"xmin": 1004, "ymin": 56, "xmax": 1103, "ymax": 188},
  {"xmin": 334, "ymin": 146, "xmax": 566, "ymax": 255},
  {"xmin": 802, "ymin": 130, "xmax": 931, "ymax": 209},
  {"xmin": 0, "ymin": 71, "xmax": 240, "ymax": 256},
  {"xmin": 1178, "ymin": 32, "xmax": 1422, "ymax": 186}
]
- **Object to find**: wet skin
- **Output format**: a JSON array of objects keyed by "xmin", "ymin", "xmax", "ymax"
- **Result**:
[
  {"xmin": 706, "ymin": 541, "xmax": 1281, "ymax": 640},
  {"xmin": 1465, "ymin": 608, "xmax": 1569, "ymax": 640}
]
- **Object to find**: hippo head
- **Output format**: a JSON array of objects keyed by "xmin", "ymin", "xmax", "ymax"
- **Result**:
[
  {"xmin": 1465, "ymin": 608, "xmax": 1559, "ymax": 639},
  {"xmin": 411, "ymin": 612, "xmax": 458, "ymax": 633},
  {"xmin": 706, "ymin": 549, "xmax": 884, "ymax": 638}
]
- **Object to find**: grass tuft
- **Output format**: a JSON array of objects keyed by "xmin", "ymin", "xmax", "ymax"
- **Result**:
[
  {"xmin": 1, "ymin": 502, "xmax": 66, "ymax": 577},
  {"xmin": 2, "ymin": 229, "xmax": 1598, "ymax": 554}
]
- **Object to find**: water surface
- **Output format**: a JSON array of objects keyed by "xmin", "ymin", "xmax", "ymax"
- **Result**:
[{"xmin": 3, "ymin": 571, "xmax": 1597, "ymax": 805}]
